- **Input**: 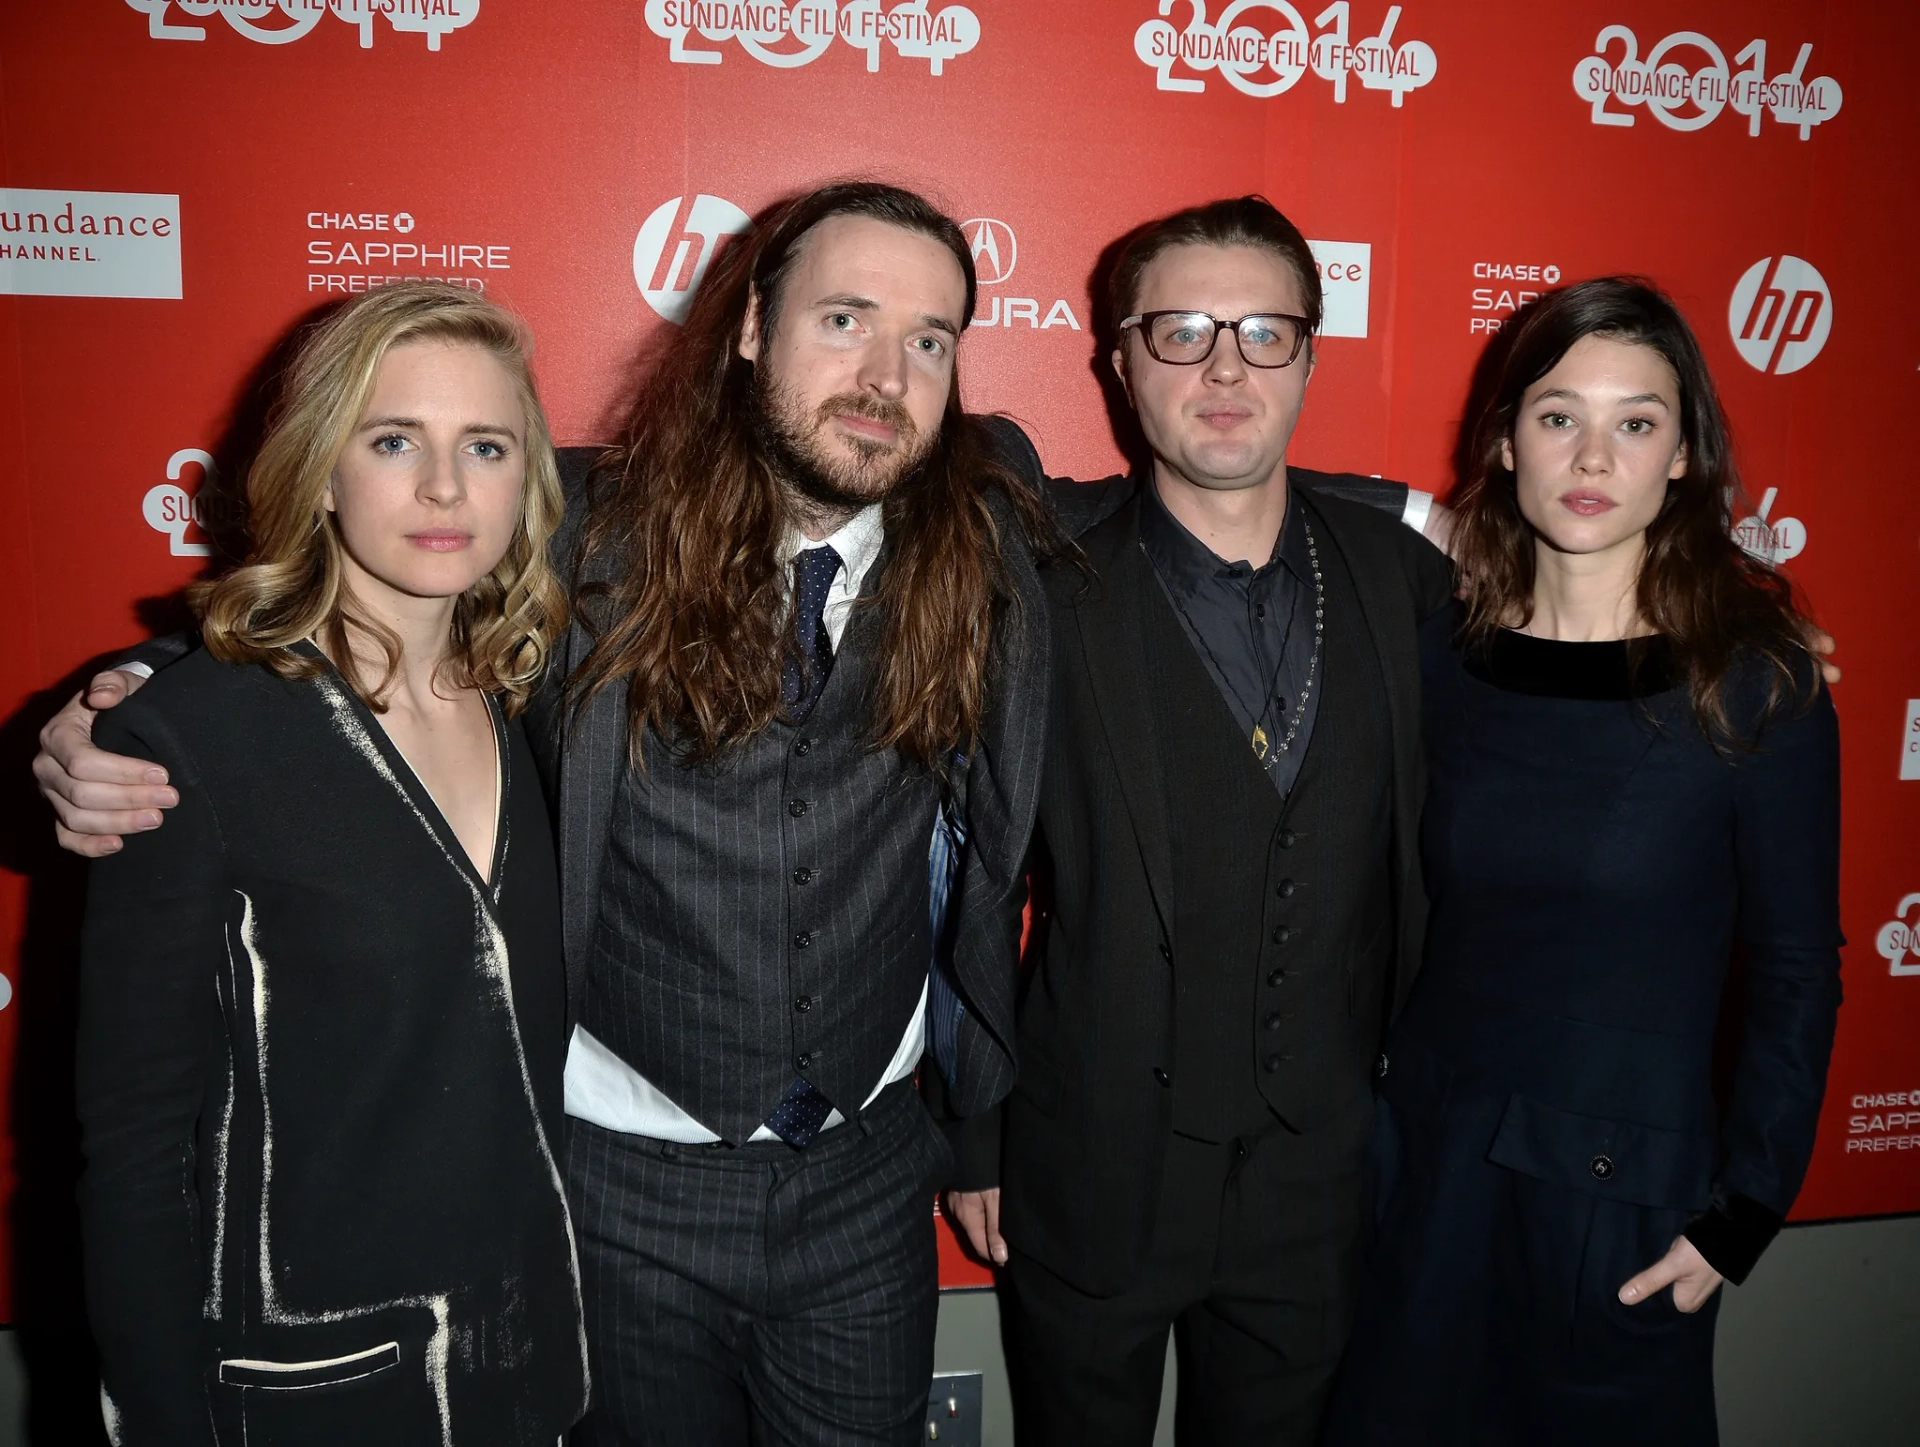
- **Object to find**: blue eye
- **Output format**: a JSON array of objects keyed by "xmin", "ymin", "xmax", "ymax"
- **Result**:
[
  {"xmin": 373, "ymin": 434, "xmax": 409, "ymax": 453},
  {"xmin": 471, "ymin": 439, "xmax": 507, "ymax": 458}
]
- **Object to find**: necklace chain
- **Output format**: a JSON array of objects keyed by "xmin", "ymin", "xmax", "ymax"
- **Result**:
[{"xmin": 1145, "ymin": 517, "xmax": 1324, "ymax": 772}]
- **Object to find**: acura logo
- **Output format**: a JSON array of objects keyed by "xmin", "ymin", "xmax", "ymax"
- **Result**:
[{"xmin": 964, "ymin": 217, "xmax": 1017, "ymax": 286}]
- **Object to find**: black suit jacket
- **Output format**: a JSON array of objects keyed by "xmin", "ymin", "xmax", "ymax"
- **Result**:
[{"xmin": 960, "ymin": 473, "xmax": 1452, "ymax": 1296}]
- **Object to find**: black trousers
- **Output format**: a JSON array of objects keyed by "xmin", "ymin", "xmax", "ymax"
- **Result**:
[
  {"xmin": 1002, "ymin": 1103, "xmax": 1371, "ymax": 1447},
  {"xmin": 566, "ymin": 1081, "xmax": 951, "ymax": 1447}
]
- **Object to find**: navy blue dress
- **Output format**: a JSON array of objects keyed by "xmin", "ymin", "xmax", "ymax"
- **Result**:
[{"xmin": 1326, "ymin": 606, "xmax": 1841, "ymax": 1446}]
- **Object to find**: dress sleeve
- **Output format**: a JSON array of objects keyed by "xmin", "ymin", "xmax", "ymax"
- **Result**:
[
  {"xmin": 1683, "ymin": 671, "xmax": 1843, "ymax": 1283},
  {"xmin": 78, "ymin": 702, "xmax": 228, "ymax": 1445}
]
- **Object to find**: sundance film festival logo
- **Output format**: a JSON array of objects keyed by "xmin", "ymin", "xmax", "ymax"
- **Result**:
[
  {"xmin": 1573, "ymin": 28, "xmax": 1841, "ymax": 139},
  {"xmin": 645, "ymin": 1, "xmax": 979, "ymax": 74},
  {"xmin": 1729, "ymin": 487, "xmax": 1805, "ymax": 566},
  {"xmin": 1136, "ymin": 2, "xmax": 1436, "ymax": 105},
  {"xmin": 1729, "ymin": 256, "xmax": 1830, "ymax": 375},
  {"xmin": 1902, "ymin": 701, "xmax": 1920, "ymax": 782},
  {"xmin": 143, "ymin": 449, "xmax": 218, "ymax": 556},
  {"xmin": 126, "ymin": 0, "xmax": 478, "ymax": 49},
  {"xmin": 634, "ymin": 194, "xmax": 753, "ymax": 324},
  {"xmin": 1878, "ymin": 894, "xmax": 1920, "ymax": 978}
]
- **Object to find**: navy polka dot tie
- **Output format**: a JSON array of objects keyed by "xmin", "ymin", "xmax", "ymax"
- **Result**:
[
  {"xmin": 781, "ymin": 544, "xmax": 843, "ymax": 721},
  {"xmin": 766, "ymin": 544, "xmax": 844, "ymax": 1147}
]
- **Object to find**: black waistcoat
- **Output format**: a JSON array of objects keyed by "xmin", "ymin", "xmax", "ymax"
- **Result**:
[
  {"xmin": 582, "ymin": 554, "xmax": 939, "ymax": 1145},
  {"xmin": 1151, "ymin": 499, "xmax": 1397, "ymax": 1139}
]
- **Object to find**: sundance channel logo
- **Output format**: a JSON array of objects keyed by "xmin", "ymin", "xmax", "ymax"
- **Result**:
[
  {"xmin": 1572, "ymin": 27, "xmax": 1840, "ymax": 139},
  {"xmin": 126, "ymin": 0, "xmax": 479, "ymax": 50},
  {"xmin": 645, "ymin": 1, "xmax": 979, "ymax": 74},
  {"xmin": 1136, "ymin": 2, "xmax": 1436, "ymax": 105},
  {"xmin": 0, "ymin": 189, "xmax": 181, "ymax": 300}
]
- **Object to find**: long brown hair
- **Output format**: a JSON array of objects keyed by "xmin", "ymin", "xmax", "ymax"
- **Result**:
[
  {"xmin": 195, "ymin": 282, "xmax": 568, "ymax": 715},
  {"xmin": 567, "ymin": 181, "xmax": 1059, "ymax": 769},
  {"xmin": 1450, "ymin": 276, "xmax": 1815, "ymax": 743}
]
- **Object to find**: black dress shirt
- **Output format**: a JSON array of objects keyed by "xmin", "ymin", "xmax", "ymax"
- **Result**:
[{"xmin": 1139, "ymin": 474, "xmax": 1322, "ymax": 797}]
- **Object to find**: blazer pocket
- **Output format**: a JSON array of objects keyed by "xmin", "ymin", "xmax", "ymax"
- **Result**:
[
  {"xmin": 217, "ymin": 1340, "xmax": 399, "ymax": 1390},
  {"xmin": 1487, "ymin": 1093, "xmax": 1715, "ymax": 1211}
]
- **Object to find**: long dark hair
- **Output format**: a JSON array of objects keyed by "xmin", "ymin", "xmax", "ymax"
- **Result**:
[
  {"xmin": 567, "ymin": 180, "xmax": 1058, "ymax": 769},
  {"xmin": 1451, "ymin": 276, "xmax": 1815, "ymax": 743}
]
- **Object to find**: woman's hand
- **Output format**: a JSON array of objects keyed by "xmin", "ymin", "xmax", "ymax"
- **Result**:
[{"xmin": 1618, "ymin": 1235, "xmax": 1724, "ymax": 1314}]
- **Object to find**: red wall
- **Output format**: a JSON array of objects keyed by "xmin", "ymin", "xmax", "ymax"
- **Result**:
[{"xmin": 3, "ymin": 1, "xmax": 1916, "ymax": 1312}]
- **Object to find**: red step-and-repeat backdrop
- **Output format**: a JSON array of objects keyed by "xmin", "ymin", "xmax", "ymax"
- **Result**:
[{"xmin": 2, "ymin": 1, "xmax": 1916, "ymax": 1312}]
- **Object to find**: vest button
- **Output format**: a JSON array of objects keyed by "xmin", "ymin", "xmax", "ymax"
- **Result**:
[
  {"xmin": 1276, "ymin": 878, "xmax": 1297, "ymax": 898},
  {"xmin": 788, "ymin": 798, "xmax": 810, "ymax": 817},
  {"xmin": 793, "ymin": 867, "xmax": 814, "ymax": 885},
  {"xmin": 797, "ymin": 1053, "xmax": 814, "ymax": 1070},
  {"xmin": 1153, "ymin": 1067, "xmax": 1172, "ymax": 1087},
  {"xmin": 1263, "ymin": 1053, "xmax": 1288, "ymax": 1073},
  {"xmin": 1267, "ymin": 969, "xmax": 1287, "ymax": 987},
  {"xmin": 1264, "ymin": 1012, "xmax": 1282, "ymax": 1030},
  {"xmin": 1278, "ymin": 829, "xmax": 1296, "ymax": 848},
  {"xmin": 794, "ymin": 738, "xmax": 812, "ymax": 756},
  {"xmin": 1590, "ymin": 1154, "xmax": 1615, "ymax": 1180},
  {"xmin": 794, "ymin": 996, "xmax": 814, "ymax": 1013},
  {"xmin": 793, "ymin": 931, "xmax": 814, "ymax": 949},
  {"xmin": 1375, "ymin": 1054, "xmax": 1390, "ymax": 1079},
  {"xmin": 1272, "ymin": 926, "xmax": 1293, "ymax": 945}
]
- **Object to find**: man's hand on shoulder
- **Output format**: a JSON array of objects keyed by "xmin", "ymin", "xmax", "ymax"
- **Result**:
[{"xmin": 33, "ymin": 668, "xmax": 173, "ymax": 857}]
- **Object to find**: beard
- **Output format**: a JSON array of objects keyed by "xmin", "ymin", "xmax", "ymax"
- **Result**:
[{"xmin": 749, "ymin": 365, "xmax": 938, "ymax": 515}]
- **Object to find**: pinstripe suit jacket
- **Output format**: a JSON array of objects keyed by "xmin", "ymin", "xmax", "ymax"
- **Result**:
[{"xmin": 522, "ymin": 416, "xmax": 1052, "ymax": 1119}]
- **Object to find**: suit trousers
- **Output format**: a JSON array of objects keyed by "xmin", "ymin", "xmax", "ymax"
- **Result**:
[
  {"xmin": 566, "ymin": 1080, "xmax": 952, "ymax": 1447},
  {"xmin": 1002, "ymin": 1100, "xmax": 1371, "ymax": 1447}
]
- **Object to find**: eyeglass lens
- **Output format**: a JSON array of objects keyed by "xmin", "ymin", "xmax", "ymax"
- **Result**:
[{"xmin": 1147, "ymin": 313, "xmax": 1304, "ymax": 367}]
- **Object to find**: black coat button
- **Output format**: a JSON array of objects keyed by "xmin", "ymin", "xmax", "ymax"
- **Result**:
[
  {"xmin": 1264, "ymin": 1012, "xmax": 1282, "ymax": 1030},
  {"xmin": 794, "ymin": 738, "xmax": 812, "ymax": 756},
  {"xmin": 793, "ymin": 868, "xmax": 814, "ymax": 885},
  {"xmin": 793, "ymin": 931, "xmax": 814, "ymax": 949},
  {"xmin": 1590, "ymin": 1154, "xmax": 1615, "ymax": 1180},
  {"xmin": 1272, "ymin": 926, "xmax": 1293, "ymax": 945},
  {"xmin": 1375, "ymin": 1054, "xmax": 1390, "ymax": 1078},
  {"xmin": 788, "ymin": 799, "xmax": 810, "ymax": 817},
  {"xmin": 1276, "ymin": 878, "xmax": 1297, "ymax": 898},
  {"xmin": 797, "ymin": 1053, "xmax": 813, "ymax": 1070},
  {"xmin": 1264, "ymin": 1053, "xmax": 1290, "ymax": 1073},
  {"xmin": 1158, "ymin": 942, "xmax": 1172, "ymax": 963},
  {"xmin": 1278, "ymin": 829, "xmax": 1296, "ymax": 848},
  {"xmin": 794, "ymin": 996, "xmax": 813, "ymax": 1013},
  {"xmin": 1153, "ymin": 1067, "xmax": 1171, "ymax": 1087},
  {"xmin": 1267, "ymin": 969, "xmax": 1287, "ymax": 987}
]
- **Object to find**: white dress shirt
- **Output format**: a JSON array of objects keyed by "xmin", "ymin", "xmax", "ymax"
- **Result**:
[{"xmin": 563, "ymin": 503, "xmax": 930, "ymax": 1144}]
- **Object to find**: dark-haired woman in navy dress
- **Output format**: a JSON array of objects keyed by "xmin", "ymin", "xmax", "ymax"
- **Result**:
[{"xmin": 1327, "ymin": 278, "xmax": 1841, "ymax": 1446}]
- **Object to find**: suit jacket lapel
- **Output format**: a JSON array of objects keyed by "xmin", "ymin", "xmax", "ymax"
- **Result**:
[{"xmin": 1073, "ymin": 493, "xmax": 1177, "ymax": 942}]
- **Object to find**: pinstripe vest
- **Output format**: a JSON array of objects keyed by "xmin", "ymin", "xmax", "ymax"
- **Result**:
[{"xmin": 579, "ymin": 559, "xmax": 940, "ymax": 1145}]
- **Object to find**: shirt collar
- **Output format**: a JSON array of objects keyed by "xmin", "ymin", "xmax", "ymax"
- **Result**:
[
  {"xmin": 778, "ymin": 503, "xmax": 886, "ymax": 595},
  {"xmin": 1138, "ymin": 473, "xmax": 1311, "ymax": 600}
]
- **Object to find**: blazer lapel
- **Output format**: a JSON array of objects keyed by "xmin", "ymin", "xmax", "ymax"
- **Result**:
[{"xmin": 1073, "ymin": 493, "xmax": 1177, "ymax": 942}]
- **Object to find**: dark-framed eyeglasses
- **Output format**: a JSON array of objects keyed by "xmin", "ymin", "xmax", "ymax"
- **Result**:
[{"xmin": 1118, "ymin": 310, "xmax": 1313, "ymax": 369}]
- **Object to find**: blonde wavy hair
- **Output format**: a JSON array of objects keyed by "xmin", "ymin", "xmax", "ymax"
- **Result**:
[{"xmin": 195, "ymin": 282, "xmax": 567, "ymax": 715}]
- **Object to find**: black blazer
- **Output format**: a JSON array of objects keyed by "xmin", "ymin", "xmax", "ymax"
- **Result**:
[
  {"xmin": 961, "ymin": 474, "xmax": 1452, "ymax": 1296},
  {"xmin": 78, "ymin": 648, "xmax": 587, "ymax": 1446},
  {"xmin": 522, "ymin": 418, "xmax": 1054, "ymax": 1117}
]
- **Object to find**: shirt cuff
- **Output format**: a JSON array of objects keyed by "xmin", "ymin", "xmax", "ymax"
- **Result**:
[
  {"xmin": 1401, "ymin": 488, "xmax": 1434, "ymax": 537},
  {"xmin": 1682, "ymin": 1192, "xmax": 1784, "ymax": 1285},
  {"xmin": 117, "ymin": 661, "xmax": 155, "ymax": 680}
]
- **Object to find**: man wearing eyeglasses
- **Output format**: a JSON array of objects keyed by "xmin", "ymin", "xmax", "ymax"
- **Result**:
[{"xmin": 942, "ymin": 197, "xmax": 1454, "ymax": 1445}]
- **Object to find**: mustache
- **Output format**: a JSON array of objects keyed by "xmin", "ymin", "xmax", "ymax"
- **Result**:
[{"xmin": 813, "ymin": 391, "xmax": 916, "ymax": 443}]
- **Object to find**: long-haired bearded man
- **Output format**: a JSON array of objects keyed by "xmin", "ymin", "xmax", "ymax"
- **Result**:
[{"xmin": 34, "ymin": 182, "xmax": 1062, "ymax": 1447}]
